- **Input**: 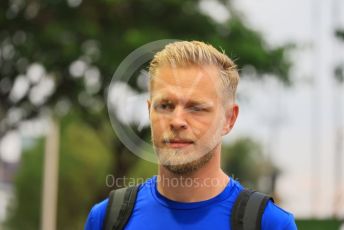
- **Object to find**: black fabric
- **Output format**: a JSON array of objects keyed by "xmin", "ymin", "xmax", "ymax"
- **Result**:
[
  {"xmin": 231, "ymin": 189, "xmax": 254, "ymax": 230},
  {"xmin": 231, "ymin": 189, "xmax": 273, "ymax": 230},
  {"xmin": 253, "ymin": 194, "xmax": 271, "ymax": 230},
  {"xmin": 243, "ymin": 192, "xmax": 273, "ymax": 230},
  {"xmin": 102, "ymin": 190, "xmax": 117, "ymax": 230},
  {"xmin": 104, "ymin": 186, "xmax": 272, "ymax": 230},
  {"xmin": 102, "ymin": 185, "xmax": 139, "ymax": 230}
]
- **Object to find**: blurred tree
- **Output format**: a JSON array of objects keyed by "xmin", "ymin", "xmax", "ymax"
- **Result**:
[
  {"xmin": 0, "ymin": 0, "xmax": 293, "ymax": 183},
  {"xmin": 0, "ymin": 0, "xmax": 291, "ymax": 136},
  {"xmin": 3, "ymin": 113, "xmax": 112, "ymax": 229},
  {"xmin": 3, "ymin": 139, "xmax": 44, "ymax": 230},
  {"xmin": 221, "ymin": 137, "xmax": 279, "ymax": 195},
  {"xmin": 335, "ymin": 29, "xmax": 344, "ymax": 83},
  {"xmin": 336, "ymin": 29, "xmax": 344, "ymax": 40}
]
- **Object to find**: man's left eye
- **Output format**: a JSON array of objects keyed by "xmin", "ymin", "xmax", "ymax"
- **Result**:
[{"xmin": 188, "ymin": 106, "xmax": 205, "ymax": 112}]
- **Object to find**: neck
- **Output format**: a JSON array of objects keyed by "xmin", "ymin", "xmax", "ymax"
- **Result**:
[{"xmin": 156, "ymin": 145, "xmax": 230, "ymax": 202}]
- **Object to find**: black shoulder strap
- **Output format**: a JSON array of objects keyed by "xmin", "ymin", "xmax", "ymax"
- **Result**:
[
  {"xmin": 102, "ymin": 185, "xmax": 140, "ymax": 230},
  {"xmin": 231, "ymin": 189, "xmax": 273, "ymax": 230}
]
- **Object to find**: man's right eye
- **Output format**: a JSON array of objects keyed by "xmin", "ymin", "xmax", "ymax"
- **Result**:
[{"xmin": 154, "ymin": 103, "xmax": 174, "ymax": 112}]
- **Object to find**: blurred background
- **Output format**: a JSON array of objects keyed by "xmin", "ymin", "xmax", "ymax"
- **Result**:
[{"xmin": 0, "ymin": 0, "xmax": 344, "ymax": 229}]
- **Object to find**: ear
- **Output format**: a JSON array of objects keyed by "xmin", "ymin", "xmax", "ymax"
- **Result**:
[
  {"xmin": 222, "ymin": 103, "xmax": 239, "ymax": 136},
  {"xmin": 147, "ymin": 99, "xmax": 151, "ymax": 119}
]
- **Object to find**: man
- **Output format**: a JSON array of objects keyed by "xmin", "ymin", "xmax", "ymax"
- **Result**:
[{"xmin": 85, "ymin": 41, "xmax": 297, "ymax": 229}]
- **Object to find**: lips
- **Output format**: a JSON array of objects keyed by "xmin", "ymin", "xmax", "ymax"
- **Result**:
[{"xmin": 163, "ymin": 139, "xmax": 194, "ymax": 148}]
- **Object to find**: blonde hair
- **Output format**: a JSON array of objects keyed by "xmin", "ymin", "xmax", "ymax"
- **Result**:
[{"xmin": 148, "ymin": 41, "xmax": 240, "ymax": 101}]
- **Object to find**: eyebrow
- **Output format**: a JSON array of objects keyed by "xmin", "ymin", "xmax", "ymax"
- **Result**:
[
  {"xmin": 153, "ymin": 97, "xmax": 214, "ymax": 108},
  {"xmin": 185, "ymin": 100, "xmax": 213, "ymax": 108}
]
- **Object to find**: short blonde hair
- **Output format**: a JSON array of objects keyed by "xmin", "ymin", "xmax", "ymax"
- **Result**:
[{"xmin": 148, "ymin": 41, "xmax": 240, "ymax": 101}]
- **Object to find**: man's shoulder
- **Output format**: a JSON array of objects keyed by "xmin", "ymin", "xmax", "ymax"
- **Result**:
[
  {"xmin": 92, "ymin": 198, "xmax": 109, "ymax": 215},
  {"xmin": 84, "ymin": 182, "xmax": 147, "ymax": 230},
  {"xmin": 262, "ymin": 200, "xmax": 297, "ymax": 230},
  {"xmin": 84, "ymin": 198, "xmax": 109, "ymax": 230}
]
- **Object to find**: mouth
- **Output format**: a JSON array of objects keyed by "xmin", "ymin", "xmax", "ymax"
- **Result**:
[{"xmin": 163, "ymin": 139, "xmax": 194, "ymax": 148}]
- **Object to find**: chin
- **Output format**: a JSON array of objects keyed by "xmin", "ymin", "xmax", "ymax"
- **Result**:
[{"xmin": 161, "ymin": 149, "xmax": 215, "ymax": 176}]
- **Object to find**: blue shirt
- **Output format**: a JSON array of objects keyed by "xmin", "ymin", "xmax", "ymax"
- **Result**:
[{"xmin": 85, "ymin": 176, "xmax": 297, "ymax": 229}]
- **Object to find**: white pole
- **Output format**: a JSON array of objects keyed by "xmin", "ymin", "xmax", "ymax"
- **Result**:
[
  {"xmin": 40, "ymin": 118, "xmax": 60, "ymax": 230},
  {"xmin": 311, "ymin": 0, "xmax": 322, "ymax": 217}
]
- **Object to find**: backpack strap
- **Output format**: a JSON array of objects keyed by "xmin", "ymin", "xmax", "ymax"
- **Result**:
[
  {"xmin": 231, "ymin": 189, "xmax": 273, "ymax": 230},
  {"xmin": 102, "ymin": 185, "xmax": 140, "ymax": 230}
]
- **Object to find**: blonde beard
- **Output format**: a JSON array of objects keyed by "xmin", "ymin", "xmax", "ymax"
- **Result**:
[
  {"xmin": 153, "ymin": 130, "xmax": 222, "ymax": 175},
  {"xmin": 159, "ymin": 147, "xmax": 216, "ymax": 175}
]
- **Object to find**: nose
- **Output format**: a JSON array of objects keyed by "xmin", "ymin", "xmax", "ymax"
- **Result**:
[{"xmin": 170, "ymin": 106, "xmax": 188, "ymax": 131}]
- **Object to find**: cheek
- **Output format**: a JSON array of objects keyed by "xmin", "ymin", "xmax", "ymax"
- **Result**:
[
  {"xmin": 190, "ymin": 116, "xmax": 215, "ymax": 136},
  {"xmin": 150, "ymin": 115, "xmax": 168, "ymax": 132},
  {"xmin": 191, "ymin": 113, "xmax": 224, "ymax": 137}
]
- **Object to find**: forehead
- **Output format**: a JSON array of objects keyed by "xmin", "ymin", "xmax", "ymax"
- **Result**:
[{"xmin": 150, "ymin": 65, "xmax": 222, "ymax": 101}]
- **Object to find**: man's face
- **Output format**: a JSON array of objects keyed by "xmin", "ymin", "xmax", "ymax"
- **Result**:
[{"xmin": 148, "ymin": 64, "xmax": 237, "ymax": 175}]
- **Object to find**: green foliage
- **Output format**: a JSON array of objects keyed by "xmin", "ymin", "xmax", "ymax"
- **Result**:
[
  {"xmin": 4, "ymin": 139, "xmax": 45, "ymax": 230},
  {"xmin": 0, "ymin": 0, "xmax": 292, "ymax": 135},
  {"xmin": 58, "ymin": 117, "xmax": 113, "ymax": 229},
  {"xmin": 295, "ymin": 219, "xmax": 343, "ymax": 230},
  {"xmin": 221, "ymin": 137, "xmax": 274, "ymax": 190},
  {"xmin": 127, "ymin": 159, "xmax": 157, "ymax": 182},
  {"xmin": 4, "ymin": 115, "xmax": 113, "ymax": 229},
  {"xmin": 211, "ymin": 17, "xmax": 292, "ymax": 83}
]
